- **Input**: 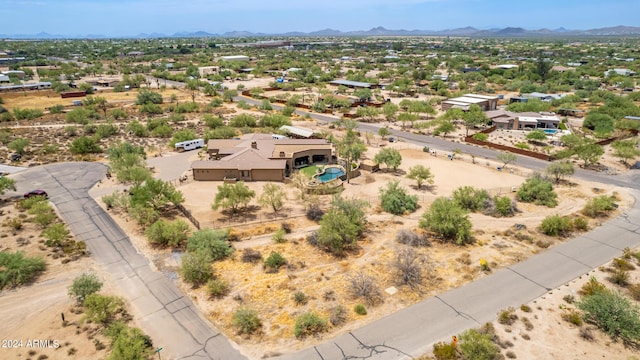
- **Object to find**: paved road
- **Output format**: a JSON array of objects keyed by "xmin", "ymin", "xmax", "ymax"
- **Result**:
[
  {"xmin": 8, "ymin": 163, "xmax": 247, "ymax": 360},
  {"xmin": 234, "ymin": 97, "xmax": 640, "ymax": 359}
]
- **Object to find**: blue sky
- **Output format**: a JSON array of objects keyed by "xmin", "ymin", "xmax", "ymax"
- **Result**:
[{"xmin": 3, "ymin": 0, "xmax": 639, "ymax": 36}]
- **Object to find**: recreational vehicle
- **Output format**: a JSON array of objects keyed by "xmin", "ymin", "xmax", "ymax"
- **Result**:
[{"xmin": 175, "ymin": 139, "xmax": 205, "ymax": 152}]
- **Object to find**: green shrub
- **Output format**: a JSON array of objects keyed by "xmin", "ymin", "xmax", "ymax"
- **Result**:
[
  {"xmin": 186, "ymin": 229, "xmax": 233, "ymax": 261},
  {"xmin": 471, "ymin": 133, "xmax": 488, "ymax": 141},
  {"xmin": 264, "ymin": 252, "xmax": 286, "ymax": 272},
  {"xmin": 42, "ymin": 223, "xmax": 70, "ymax": 246},
  {"xmin": 108, "ymin": 326, "xmax": 153, "ymax": 360},
  {"xmin": 49, "ymin": 104, "xmax": 65, "ymax": 114},
  {"xmin": 432, "ymin": 341, "xmax": 457, "ymax": 360},
  {"xmin": 582, "ymin": 195, "xmax": 616, "ymax": 218},
  {"xmin": 540, "ymin": 214, "xmax": 572, "ymax": 237},
  {"xmin": 491, "ymin": 195, "xmax": 518, "ymax": 217},
  {"xmin": 206, "ymin": 278, "xmax": 230, "ymax": 298},
  {"xmin": 419, "ymin": 197, "xmax": 472, "ymax": 245},
  {"xmin": 293, "ymin": 291, "xmax": 309, "ymax": 305},
  {"xmin": 68, "ymin": 273, "xmax": 103, "ymax": 303},
  {"xmin": 515, "ymin": 142, "xmax": 530, "ymax": 150},
  {"xmin": 180, "ymin": 252, "xmax": 213, "ymax": 286},
  {"xmin": 578, "ymin": 289, "xmax": 640, "ymax": 344},
  {"xmin": 145, "ymin": 219, "xmax": 191, "ymax": 247},
  {"xmin": 517, "ymin": 174, "xmax": 558, "ymax": 207},
  {"xmin": 609, "ymin": 269, "xmax": 630, "ymax": 287},
  {"xmin": 0, "ymin": 251, "xmax": 46, "ymax": 290},
  {"xmin": 70, "ymin": 136, "xmax": 102, "ymax": 154},
  {"xmin": 579, "ymin": 277, "xmax": 607, "ymax": 297},
  {"xmin": 498, "ymin": 307, "xmax": 517, "ymax": 325},
  {"xmin": 380, "ymin": 180, "xmax": 418, "ymax": 215},
  {"xmin": 272, "ymin": 229, "xmax": 286, "ymax": 243},
  {"xmin": 294, "ymin": 312, "xmax": 328, "ymax": 339},
  {"xmin": 572, "ymin": 216, "xmax": 589, "ymax": 231},
  {"xmin": 232, "ymin": 307, "xmax": 261, "ymax": 335},
  {"xmin": 354, "ymin": 304, "xmax": 367, "ymax": 315},
  {"xmin": 452, "ymin": 186, "xmax": 489, "ymax": 212},
  {"xmin": 459, "ymin": 328, "xmax": 500, "ymax": 360},
  {"xmin": 83, "ymin": 294, "xmax": 126, "ymax": 325}
]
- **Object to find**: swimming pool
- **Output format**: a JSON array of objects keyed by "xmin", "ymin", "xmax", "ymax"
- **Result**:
[
  {"xmin": 543, "ymin": 129, "xmax": 558, "ymax": 135},
  {"xmin": 316, "ymin": 167, "xmax": 345, "ymax": 182}
]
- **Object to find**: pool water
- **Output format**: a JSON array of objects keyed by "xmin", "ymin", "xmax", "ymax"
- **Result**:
[
  {"xmin": 317, "ymin": 167, "xmax": 345, "ymax": 182},
  {"xmin": 543, "ymin": 129, "xmax": 558, "ymax": 135}
]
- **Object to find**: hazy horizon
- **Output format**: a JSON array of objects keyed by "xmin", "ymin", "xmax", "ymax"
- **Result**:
[{"xmin": 4, "ymin": 0, "xmax": 639, "ymax": 37}]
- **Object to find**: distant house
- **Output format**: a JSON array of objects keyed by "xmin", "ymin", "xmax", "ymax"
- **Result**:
[
  {"xmin": 198, "ymin": 66, "xmax": 219, "ymax": 77},
  {"xmin": 279, "ymin": 125, "xmax": 317, "ymax": 139},
  {"xmin": 522, "ymin": 92, "xmax": 566, "ymax": 102},
  {"xmin": 220, "ymin": 55, "xmax": 249, "ymax": 62},
  {"xmin": 0, "ymin": 74, "xmax": 10, "ymax": 83},
  {"xmin": 126, "ymin": 51, "xmax": 144, "ymax": 57},
  {"xmin": 191, "ymin": 134, "xmax": 334, "ymax": 181},
  {"xmin": 1, "ymin": 70, "xmax": 25, "ymax": 79},
  {"xmin": 496, "ymin": 64, "xmax": 518, "ymax": 70},
  {"xmin": 442, "ymin": 94, "xmax": 499, "ymax": 112},
  {"xmin": 486, "ymin": 110, "xmax": 560, "ymax": 130},
  {"xmin": 605, "ymin": 68, "xmax": 636, "ymax": 77},
  {"xmin": 460, "ymin": 67, "xmax": 481, "ymax": 73},
  {"xmin": 329, "ymin": 79, "xmax": 379, "ymax": 89},
  {"xmin": 551, "ymin": 65, "xmax": 575, "ymax": 73}
]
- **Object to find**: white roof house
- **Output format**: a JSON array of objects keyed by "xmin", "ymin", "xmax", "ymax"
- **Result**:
[
  {"xmin": 605, "ymin": 68, "xmax": 636, "ymax": 76},
  {"xmin": 220, "ymin": 55, "xmax": 249, "ymax": 62}
]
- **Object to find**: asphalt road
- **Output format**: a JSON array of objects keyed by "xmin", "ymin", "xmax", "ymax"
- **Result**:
[{"xmin": 8, "ymin": 163, "xmax": 247, "ymax": 360}]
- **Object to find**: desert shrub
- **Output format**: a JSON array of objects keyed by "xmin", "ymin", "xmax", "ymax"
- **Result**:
[
  {"xmin": 516, "ymin": 174, "xmax": 558, "ymax": 207},
  {"xmin": 472, "ymin": 133, "xmax": 488, "ymax": 141},
  {"xmin": 572, "ymin": 216, "xmax": 589, "ymax": 231},
  {"xmin": 578, "ymin": 289, "xmax": 640, "ymax": 344},
  {"xmin": 561, "ymin": 309, "xmax": 583, "ymax": 326},
  {"xmin": 379, "ymin": 180, "xmax": 418, "ymax": 215},
  {"xmin": 41, "ymin": 223, "xmax": 70, "ymax": 246},
  {"xmin": 354, "ymin": 304, "xmax": 367, "ymax": 315},
  {"xmin": 579, "ymin": 277, "xmax": 607, "ymax": 297},
  {"xmin": 452, "ymin": 186, "xmax": 490, "ymax": 212},
  {"xmin": 498, "ymin": 307, "xmax": 518, "ymax": 325},
  {"xmin": 145, "ymin": 219, "xmax": 191, "ymax": 247},
  {"xmin": 432, "ymin": 341, "xmax": 457, "ymax": 360},
  {"xmin": 459, "ymin": 328, "xmax": 500, "ymax": 360},
  {"xmin": 540, "ymin": 214, "xmax": 572, "ymax": 237},
  {"xmin": 180, "ymin": 252, "xmax": 213, "ymax": 286},
  {"xmin": 232, "ymin": 308, "xmax": 261, "ymax": 335},
  {"xmin": 83, "ymin": 294, "xmax": 126, "ymax": 325},
  {"xmin": 0, "ymin": 251, "xmax": 46, "ymax": 290},
  {"xmin": 520, "ymin": 304, "xmax": 531, "ymax": 313},
  {"xmin": 281, "ymin": 222, "xmax": 292, "ymax": 234},
  {"xmin": 489, "ymin": 196, "xmax": 518, "ymax": 217},
  {"xmin": 394, "ymin": 248, "xmax": 423, "ymax": 289},
  {"xmin": 264, "ymin": 252, "xmax": 286, "ymax": 272},
  {"xmin": 329, "ymin": 305, "xmax": 347, "ymax": 326},
  {"xmin": 419, "ymin": 197, "xmax": 472, "ymax": 245},
  {"xmin": 316, "ymin": 197, "xmax": 368, "ymax": 256},
  {"xmin": 206, "ymin": 278, "xmax": 230, "ymax": 298},
  {"xmin": 272, "ymin": 229, "xmax": 286, "ymax": 243},
  {"xmin": 306, "ymin": 205, "xmax": 324, "ymax": 221},
  {"xmin": 186, "ymin": 229, "xmax": 233, "ymax": 261},
  {"xmin": 306, "ymin": 231, "xmax": 319, "ymax": 247},
  {"xmin": 395, "ymin": 229, "xmax": 430, "ymax": 247},
  {"xmin": 348, "ymin": 272, "xmax": 382, "ymax": 306},
  {"xmin": 628, "ymin": 284, "xmax": 640, "ymax": 301},
  {"xmin": 293, "ymin": 291, "xmax": 309, "ymax": 305},
  {"xmin": 241, "ymin": 248, "xmax": 262, "ymax": 263},
  {"xmin": 4, "ymin": 217, "xmax": 23, "ymax": 230},
  {"xmin": 563, "ymin": 294, "xmax": 576, "ymax": 304},
  {"xmin": 68, "ymin": 273, "xmax": 103, "ymax": 304},
  {"xmin": 108, "ymin": 326, "xmax": 153, "ymax": 360},
  {"xmin": 70, "ymin": 136, "xmax": 102, "ymax": 154},
  {"xmin": 582, "ymin": 195, "xmax": 616, "ymax": 218},
  {"xmin": 608, "ymin": 269, "xmax": 630, "ymax": 287},
  {"xmin": 294, "ymin": 312, "xmax": 328, "ymax": 339}
]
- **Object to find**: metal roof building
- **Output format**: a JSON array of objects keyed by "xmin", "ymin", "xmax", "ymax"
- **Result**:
[{"xmin": 329, "ymin": 79, "xmax": 378, "ymax": 89}]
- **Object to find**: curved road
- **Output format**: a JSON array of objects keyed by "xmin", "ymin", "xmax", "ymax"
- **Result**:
[{"xmin": 8, "ymin": 163, "xmax": 246, "ymax": 360}]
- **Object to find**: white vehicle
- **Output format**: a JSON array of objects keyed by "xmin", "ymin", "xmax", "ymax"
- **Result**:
[{"xmin": 175, "ymin": 139, "xmax": 204, "ymax": 152}]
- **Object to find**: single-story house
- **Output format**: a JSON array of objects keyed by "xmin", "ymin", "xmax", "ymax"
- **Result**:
[
  {"xmin": 220, "ymin": 55, "xmax": 250, "ymax": 62},
  {"xmin": 1, "ymin": 70, "xmax": 25, "ymax": 79},
  {"xmin": 486, "ymin": 110, "xmax": 561, "ymax": 130},
  {"xmin": 442, "ymin": 94, "xmax": 499, "ymax": 112},
  {"xmin": 279, "ymin": 125, "xmax": 317, "ymax": 139},
  {"xmin": 522, "ymin": 92, "xmax": 567, "ymax": 102},
  {"xmin": 0, "ymin": 74, "xmax": 10, "ymax": 83},
  {"xmin": 605, "ymin": 69, "xmax": 636, "ymax": 77},
  {"xmin": 192, "ymin": 134, "xmax": 333, "ymax": 181},
  {"xmin": 329, "ymin": 79, "xmax": 379, "ymax": 89}
]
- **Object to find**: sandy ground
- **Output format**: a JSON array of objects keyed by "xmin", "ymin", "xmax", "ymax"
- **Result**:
[{"xmin": 94, "ymin": 137, "xmax": 634, "ymax": 359}]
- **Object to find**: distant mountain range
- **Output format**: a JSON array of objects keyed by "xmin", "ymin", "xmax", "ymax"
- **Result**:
[{"xmin": 3, "ymin": 25, "xmax": 640, "ymax": 39}]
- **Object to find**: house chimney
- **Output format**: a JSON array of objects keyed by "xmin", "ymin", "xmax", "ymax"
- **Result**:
[{"xmin": 251, "ymin": 141, "xmax": 257, "ymax": 149}]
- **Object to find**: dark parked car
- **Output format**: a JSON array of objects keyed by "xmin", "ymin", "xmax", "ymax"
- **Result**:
[{"xmin": 24, "ymin": 190, "xmax": 48, "ymax": 199}]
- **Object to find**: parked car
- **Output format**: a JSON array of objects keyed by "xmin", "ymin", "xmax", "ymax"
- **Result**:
[
  {"xmin": 24, "ymin": 190, "xmax": 48, "ymax": 199},
  {"xmin": 388, "ymin": 137, "xmax": 396, "ymax": 143}
]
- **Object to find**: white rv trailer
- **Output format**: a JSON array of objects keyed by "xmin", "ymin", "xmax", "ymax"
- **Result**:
[{"xmin": 175, "ymin": 139, "xmax": 204, "ymax": 152}]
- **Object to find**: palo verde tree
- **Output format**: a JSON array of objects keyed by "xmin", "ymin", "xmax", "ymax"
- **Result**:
[
  {"xmin": 497, "ymin": 152, "xmax": 517, "ymax": 169},
  {"xmin": 316, "ymin": 196, "xmax": 368, "ymax": 256},
  {"xmin": 373, "ymin": 147, "xmax": 402, "ymax": 172},
  {"xmin": 337, "ymin": 128, "xmax": 367, "ymax": 184},
  {"xmin": 545, "ymin": 160, "xmax": 575, "ymax": 183},
  {"xmin": 406, "ymin": 165, "xmax": 434, "ymax": 190},
  {"xmin": 0, "ymin": 176, "xmax": 17, "ymax": 196},
  {"xmin": 258, "ymin": 183, "xmax": 287, "ymax": 214},
  {"xmin": 212, "ymin": 181, "xmax": 255, "ymax": 214},
  {"xmin": 419, "ymin": 197, "xmax": 472, "ymax": 245},
  {"xmin": 380, "ymin": 180, "xmax": 418, "ymax": 215},
  {"xmin": 462, "ymin": 104, "xmax": 488, "ymax": 136}
]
